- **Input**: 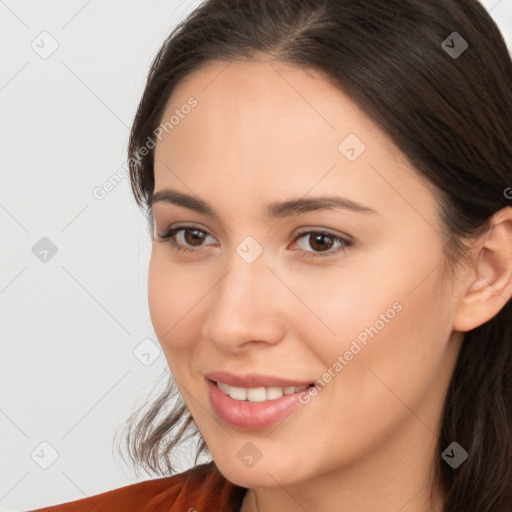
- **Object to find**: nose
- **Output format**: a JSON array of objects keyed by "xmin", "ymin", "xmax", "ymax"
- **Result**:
[{"xmin": 201, "ymin": 246, "xmax": 286, "ymax": 352}]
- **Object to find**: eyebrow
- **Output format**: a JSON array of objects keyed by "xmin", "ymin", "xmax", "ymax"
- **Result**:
[{"xmin": 148, "ymin": 188, "xmax": 378, "ymax": 219}]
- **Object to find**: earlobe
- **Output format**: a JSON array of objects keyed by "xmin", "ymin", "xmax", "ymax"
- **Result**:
[{"xmin": 452, "ymin": 208, "xmax": 512, "ymax": 333}]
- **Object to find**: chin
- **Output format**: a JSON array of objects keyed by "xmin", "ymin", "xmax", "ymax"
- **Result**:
[{"xmin": 217, "ymin": 458, "xmax": 304, "ymax": 489}]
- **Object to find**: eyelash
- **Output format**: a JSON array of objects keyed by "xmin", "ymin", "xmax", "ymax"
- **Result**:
[{"xmin": 156, "ymin": 225, "xmax": 353, "ymax": 259}]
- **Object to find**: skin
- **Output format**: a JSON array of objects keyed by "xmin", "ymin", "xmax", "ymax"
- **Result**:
[{"xmin": 148, "ymin": 58, "xmax": 512, "ymax": 512}]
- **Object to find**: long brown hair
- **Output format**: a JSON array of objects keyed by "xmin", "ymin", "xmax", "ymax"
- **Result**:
[{"xmin": 115, "ymin": 1, "xmax": 512, "ymax": 510}]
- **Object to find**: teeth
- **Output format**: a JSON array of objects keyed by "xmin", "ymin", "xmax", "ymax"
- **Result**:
[
  {"xmin": 217, "ymin": 381, "xmax": 234, "ymax": 395},
  {"xmin": 246, "ymin": 387, "xmax": 266, "ymax": 402},
  {"xmin": 267, "ymin": 386, "xmax": 285, "ymax": 399},
  {"xmin": 229, "ymin": 385, "xmax": 247, "ymax": 401},
  {"xmin": 216, "ymin": 381, "xmax": 308, "ymax": 402}
]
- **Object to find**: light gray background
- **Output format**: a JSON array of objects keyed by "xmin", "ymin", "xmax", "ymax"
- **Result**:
[{"xmin": 1, "ymin": 0, "xmax": 511, "ymax": 509}]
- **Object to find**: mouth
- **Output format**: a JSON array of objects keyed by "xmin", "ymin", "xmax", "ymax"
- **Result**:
[
  {"xmin": 208, "ymin": 378, "xmax": 315, "ymax": 402},
  {"xmin": 206, "ymin": 377, "xmax": 315, "ymax": 429}
]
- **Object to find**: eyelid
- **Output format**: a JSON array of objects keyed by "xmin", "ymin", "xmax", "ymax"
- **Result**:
[{"xmin": 293, "ymin": 226, "xmax": 354, "ymax": 243}]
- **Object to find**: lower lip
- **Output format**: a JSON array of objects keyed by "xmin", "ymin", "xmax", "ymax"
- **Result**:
[{"xmin": 207, "ymin": 379, "xmax": 310, "ymax": 429}]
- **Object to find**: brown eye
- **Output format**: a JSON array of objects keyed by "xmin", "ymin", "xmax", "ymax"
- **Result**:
[
  {"xmin": 308, "ymin": 233, "xmax": 336, "ymax": 252},
  {"xmin": 182, "ymin": 228, "xmax": 207, "ymax": 247},
  {"xmin": 292, "ymin": 230, "xmax": 353, "ymax": 258},
  {"xmin": 156, "ymin": 225, "xmax": 216, "ymax": 253}
]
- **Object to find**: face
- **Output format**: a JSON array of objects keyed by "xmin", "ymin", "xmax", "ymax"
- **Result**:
[{"xmin": 149, "ymin": 59, "xmax": 464, "ymax": 489}]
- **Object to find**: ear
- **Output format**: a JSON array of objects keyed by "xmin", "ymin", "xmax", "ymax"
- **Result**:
[{"xmin": 452, "ymin": 207, "xmax": 512, "ymax": 332}]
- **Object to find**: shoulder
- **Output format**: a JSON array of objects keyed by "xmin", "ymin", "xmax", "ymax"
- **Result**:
[{"xmin": 26, "ymin": 462, "xmax": 247, "ymax": 512}]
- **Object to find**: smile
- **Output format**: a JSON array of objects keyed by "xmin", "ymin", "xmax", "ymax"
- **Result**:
[{"xmin": 215, "ymin": 380, "xmax": 311, "ymax": 402}]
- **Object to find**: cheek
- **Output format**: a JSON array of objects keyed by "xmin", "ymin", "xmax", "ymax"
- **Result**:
[
  {"xmin": 147, "ymin": 249, "xmax": 200, "ymax": 352},
  {"xmin": 275, "ymin": 256, "xmax": 407, "ymax": 358},
  {"xmin": 293, "ymin": 251, "xmax": 450, "ymax": 399},
  {"xmin": 326, "ymin": 271, "xmax": 450, "ymax": 422}
]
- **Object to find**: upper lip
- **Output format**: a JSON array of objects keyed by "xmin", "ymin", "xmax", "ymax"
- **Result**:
[{"xmin": 205, "ymin": 371, "xmax": 313, "ymax": 388}]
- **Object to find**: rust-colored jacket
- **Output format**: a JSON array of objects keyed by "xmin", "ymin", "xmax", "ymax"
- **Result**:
[{"xmin": 28, "ymin": 462, "xmax": 248, "ymax": 511}]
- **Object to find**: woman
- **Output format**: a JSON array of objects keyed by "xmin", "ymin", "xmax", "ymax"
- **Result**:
[{"xmin": 29, "ymin": 0, "xmax": 512, "ymax": 511}]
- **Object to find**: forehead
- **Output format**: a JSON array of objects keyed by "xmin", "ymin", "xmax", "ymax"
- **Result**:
[
  {"xmin": 156, "ymin": 59, "xmax": 376, "ymax": 161},
  {"xmin": 152, "ymin": 59, "xmax": 437, "ymax": 227}
]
